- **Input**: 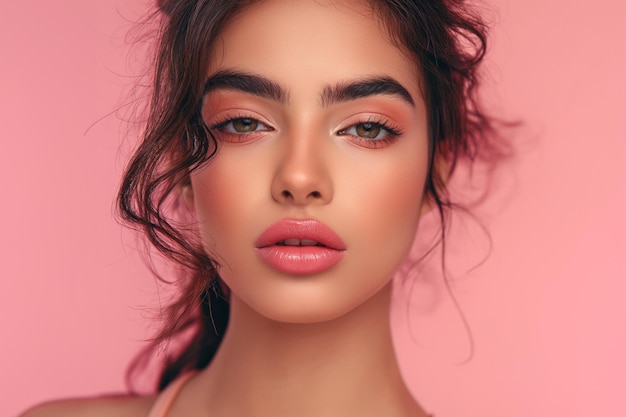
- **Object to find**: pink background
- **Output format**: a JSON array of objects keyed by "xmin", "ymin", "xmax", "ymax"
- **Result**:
[{"xmin": 1, "ymin": 1, "xmax": 624, "ymax": 416}]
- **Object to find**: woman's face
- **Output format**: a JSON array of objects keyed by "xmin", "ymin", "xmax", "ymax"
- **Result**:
[{"xmin": 185, "ymin": 0, "xmax": 430, "ymax": 323}]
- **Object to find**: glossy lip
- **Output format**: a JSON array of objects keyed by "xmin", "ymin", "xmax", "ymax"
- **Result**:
[{"xmin": 255, "ymin": 219, "xmax": 346, "ymax": 275}]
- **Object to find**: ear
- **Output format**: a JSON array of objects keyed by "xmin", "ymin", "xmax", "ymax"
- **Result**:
[{"xmin": 181, "ymin": 180, "xmax": 196, "ymax": 213}]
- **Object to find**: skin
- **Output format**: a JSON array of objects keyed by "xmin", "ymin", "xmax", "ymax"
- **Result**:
[
  {"xmin": 22, "ymin": 0, "xmax": 434, "ymax": 416},
  {"xmin": 193, "ymin": 1, "xmax": 429, "ymax": 326}
]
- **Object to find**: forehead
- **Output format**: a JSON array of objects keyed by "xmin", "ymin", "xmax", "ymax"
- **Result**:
[{"xmin": 207, "ymin": 0, "xmax": 421, "ymax": 97}]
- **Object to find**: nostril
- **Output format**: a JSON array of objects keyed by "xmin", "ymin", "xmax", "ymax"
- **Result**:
[{"xmin": 276, "ymin": 188, "xmax": 325, "ymax": 203}]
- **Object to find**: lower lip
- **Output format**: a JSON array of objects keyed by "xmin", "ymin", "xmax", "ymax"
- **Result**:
[{"xmin": 255, "ymin": 246, "xmax": 345, "ymax": 275}]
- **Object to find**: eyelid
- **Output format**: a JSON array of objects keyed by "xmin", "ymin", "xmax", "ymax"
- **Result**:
[
  {"xmin": 206, "ymin": 110, "xmax": 274, "ymax": 130},
  {"xmin": 334, "ymin": 114, "xmax": 404, "ymax": 149},
  {"xmin": 340, "ymin": 123, "xmax": 395, "ymax": 139},
  {"xmin": 212, "ymin": 117, "xmax": 272, "ymax": 133},
  {"xmin": 335, "ymin": 115, "xmax": 403, "ymax": 136},
  {"xmin": 205, "ymin": 111, "xmax": 276, "ymax": 143}
]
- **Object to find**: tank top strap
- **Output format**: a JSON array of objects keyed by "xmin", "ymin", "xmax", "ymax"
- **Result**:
[{"xmin": 147, "ymin": 372, "xmax": 197, "ymax": 417}]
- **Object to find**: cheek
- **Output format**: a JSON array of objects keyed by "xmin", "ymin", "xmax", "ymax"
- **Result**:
[
  {"xmin": 346, "ymin": 151, "xmax": 428, "ymax": 235},
  {"xmin": 190, "ymin": 154, "xmax": 261, "ymax": 252},
  {"xmin": 334, "ymin": 148, "xmax": 429, "ymax": 284},
  {"xmin": 190, "ymin": 144, "xmax": 282, "ymax": 271},
  {"xmin": 368, "ymin": 173, "xmax": 425, "ymax": 259}
]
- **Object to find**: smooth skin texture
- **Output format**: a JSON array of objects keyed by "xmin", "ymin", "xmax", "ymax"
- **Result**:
[
  {"xmin": 194, "ymin": 8, "xmax": 429, "ymax": 325},
  {"xmin": 22, "ymin": 0, "xmax": 432, "ymax": 416}
]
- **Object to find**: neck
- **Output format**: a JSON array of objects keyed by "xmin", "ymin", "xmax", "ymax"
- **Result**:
[{"xmin": 193, "ymin": 282, "xmax": 428, "ymax": 417}]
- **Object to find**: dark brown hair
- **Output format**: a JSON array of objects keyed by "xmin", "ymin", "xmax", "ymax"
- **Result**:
[{"xmin": 119, "ymin": 0, "xmax": 506, "ymax": 392}]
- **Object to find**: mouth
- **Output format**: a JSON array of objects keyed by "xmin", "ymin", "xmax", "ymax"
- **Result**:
[
  {"xmin": 255, "ymin": 219, "xmax": 346, "ymax": 251},
  {"xmin": 254, "ymin": 219, "xmax": 346, "ymax": 275},
  {"xmin": 275, "ymin": 239, "xmax": 327, "ymax": 247}
]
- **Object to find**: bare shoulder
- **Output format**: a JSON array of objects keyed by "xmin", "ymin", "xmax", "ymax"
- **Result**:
[{"xmin": 19, "ymin": 395, "xmax": 157, "ymax": 417}]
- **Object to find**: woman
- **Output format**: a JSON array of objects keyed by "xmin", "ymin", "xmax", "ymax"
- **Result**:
[{"xmin": 22, "ymin": 0, "xmax": 500, "ymax": 415}]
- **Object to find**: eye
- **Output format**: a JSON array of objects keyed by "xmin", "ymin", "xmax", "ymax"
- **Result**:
[
  {"xmin": 338, "ymin": 121, "xmax": 401, "ymax": 141},
  {"xmin": 336, "ymin": 117, "xmax": 403, "ymax": 149},
  {"xmin": 209, "ymin": 116, "xmax": 275, "ymax": 143},
  {"xmin": 346, "ymin": 122, "xmax": 387, "ymax": 140},
  {"xmin": 216, "ymin": 117, "xmax": 271, "ymax": 133}
]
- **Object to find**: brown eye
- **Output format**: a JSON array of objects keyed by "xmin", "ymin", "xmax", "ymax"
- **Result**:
[
  {"xmin": 231, "ymin": 118, "xmax": 259, "ymax": 132},
  {"xmin": 337, "ymin": 119, "xmax": 401, "ymax": 148},
  {"xmin": 355, "ymin": 123, "xmax": 381, "ymax": 139},
  {"xmin": 341, "ymin": 122, "xmax": 391, "ymax": 140},
  {"xmin": 213, "ymin": 117, "xmax": 272, "ymax": 136}
]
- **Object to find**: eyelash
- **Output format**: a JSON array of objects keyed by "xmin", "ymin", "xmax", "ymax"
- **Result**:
[
  {"xmin": 209, "ymin": 114, "xmax": 403, "ymax": 148},
  {"xmin": 209, "ymin": 113, "xmax": 273, "ymax": 142},
  {"xmin": 337, "ymin": 116, "xmax": 403, "ymax": 149}
]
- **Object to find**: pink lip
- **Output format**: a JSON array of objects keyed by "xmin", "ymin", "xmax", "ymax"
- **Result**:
[{"xmin": 255, "ymin": 219, "xmax": 346, "ymax": 275}]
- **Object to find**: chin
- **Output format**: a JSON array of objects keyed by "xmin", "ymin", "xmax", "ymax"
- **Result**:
[
  {"xmin": 230, "ymin": 277, "xmax": 392, "ymax": 326},
  {"xmin": 257, "ymin": 303, "xmax": 357, "ymax": 325}
]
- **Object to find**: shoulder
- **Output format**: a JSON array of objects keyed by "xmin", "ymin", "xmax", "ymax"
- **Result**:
[{"xmin": 18, "ymin": 395, "xmax": 157, "ymax": 417}]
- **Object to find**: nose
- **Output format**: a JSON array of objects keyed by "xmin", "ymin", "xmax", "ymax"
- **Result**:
[{"xmin": 270, "ymin": 134, "xmax": 333, "ymax": 206}]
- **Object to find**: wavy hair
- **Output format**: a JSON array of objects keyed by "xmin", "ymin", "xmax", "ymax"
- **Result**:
[{"xmin": 119, "ymin": 0, "xmax": 506, "ymax": 392}]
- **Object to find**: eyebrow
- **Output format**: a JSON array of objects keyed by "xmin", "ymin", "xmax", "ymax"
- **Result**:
[
  {"xmin": 203, "ymin": 70, "xmax": 288, "ymax": 103},
  {"xmin": 321, "ymin": 77, "xmax": 415, "ymax": 107},
  {"xmin": 203, "ymin": 70, "xmax": 415, "ymax": 107}
]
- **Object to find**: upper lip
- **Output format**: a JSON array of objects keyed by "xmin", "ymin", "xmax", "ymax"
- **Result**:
[{"xmin": 255, "ymin": 219, "xmax": 346, "ymax": 250}]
